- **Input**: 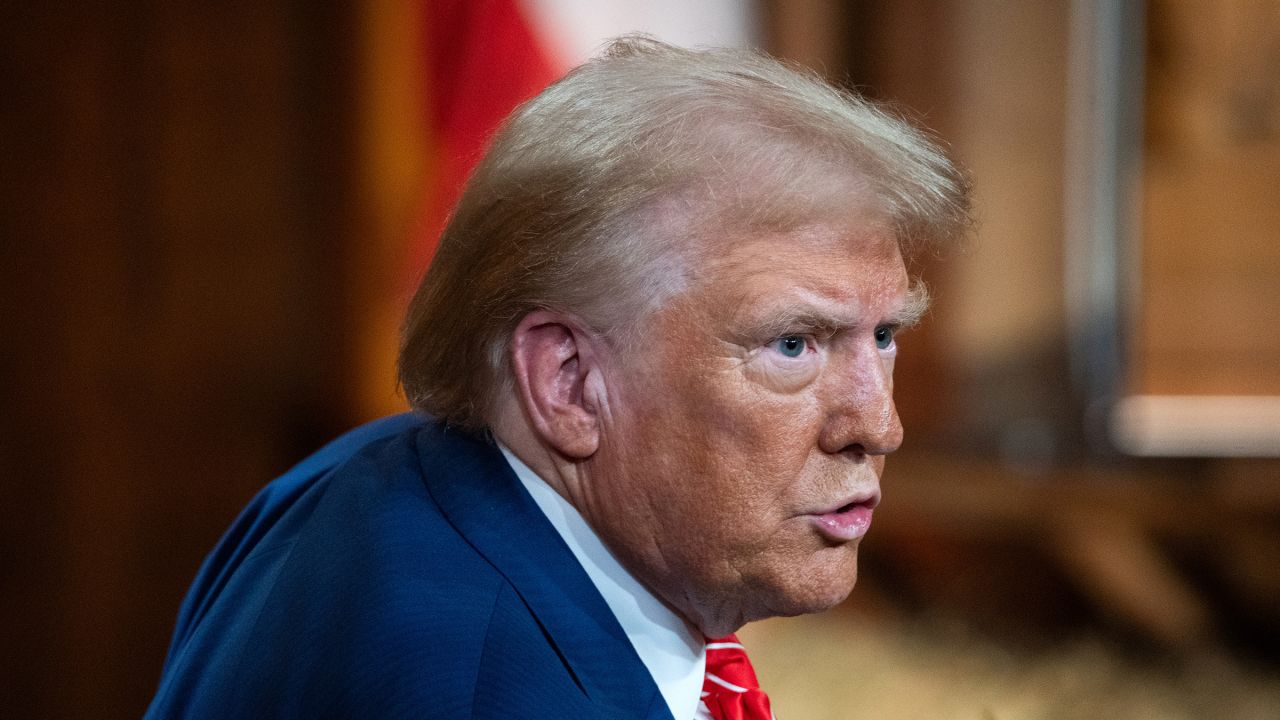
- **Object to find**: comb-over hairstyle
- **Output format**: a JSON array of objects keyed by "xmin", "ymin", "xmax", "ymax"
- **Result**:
[{"xmin": 399, "ymin": 35, "xmax": 971, "ymax": 431}]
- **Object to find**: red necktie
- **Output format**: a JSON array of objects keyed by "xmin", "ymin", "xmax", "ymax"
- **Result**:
[{"xmin": 699, "ymin": 634, "xmax": 774, "ymax": 720}]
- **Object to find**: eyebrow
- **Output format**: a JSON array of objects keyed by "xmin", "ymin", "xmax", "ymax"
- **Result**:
[
  {"xmin": 742, "ymin": 281, "xmax": 931, "ymax": 339},
  {"xmin": 894, "ymin": 281, "xmax": 931, "ymax": 329}
]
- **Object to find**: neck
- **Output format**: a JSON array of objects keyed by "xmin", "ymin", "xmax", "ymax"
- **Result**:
[
  {"xmin": 490, "ymin": 401, "xmax": 580, "ymax": 502},
  {"xmin": 490, "ymin": 398, "xmax": 747, "ymax": 638}
]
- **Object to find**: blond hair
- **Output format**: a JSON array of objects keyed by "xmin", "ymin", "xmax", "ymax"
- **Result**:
[{"xmin": 399, "ymin": 36, "xmax": 971, "ymax": 430}]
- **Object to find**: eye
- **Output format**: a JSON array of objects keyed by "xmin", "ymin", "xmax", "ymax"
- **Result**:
[
  {"xmin": 772, "ymin": 335, "xmax": 807, "ymax": 358},
  {"xmin": 874, "ymin": 325, "xmax": 895, "ymax": 350}
]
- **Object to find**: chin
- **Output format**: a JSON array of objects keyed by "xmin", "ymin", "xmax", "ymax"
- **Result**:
[
  {"xmin": 693, "ymin": 565, "xmax": 859, "ymax": 636},
  {"xmin": 754, "ymin": 551, "xmax": 861, "ymax": 621}
]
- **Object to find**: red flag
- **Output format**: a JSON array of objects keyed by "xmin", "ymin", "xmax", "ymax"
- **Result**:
[{"xmin": 417, "ymin": 0, "xmax": 560, "ymax": 270}]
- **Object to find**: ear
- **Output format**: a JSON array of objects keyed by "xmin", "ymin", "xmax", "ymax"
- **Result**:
[{"xmin": 508, "ymin": 310, "xmax": 602, "ymax": 459}]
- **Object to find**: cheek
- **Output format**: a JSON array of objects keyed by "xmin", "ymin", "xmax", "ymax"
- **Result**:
[
  {"xmin": 677, "ymin": 372, "xmax": 800, "ymax": 439},
  {"xmin": 671, "ymin": 386, "xmax": 825, "ymax": 512},
  {"xmin": 618, "ymin": 347, "xmax": 826, "ymax": 515}
]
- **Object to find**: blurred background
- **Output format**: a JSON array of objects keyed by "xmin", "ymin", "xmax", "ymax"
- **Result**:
[{"xmin": 2, "ymin": 1, "xmax": 1278, "ymax": 718}]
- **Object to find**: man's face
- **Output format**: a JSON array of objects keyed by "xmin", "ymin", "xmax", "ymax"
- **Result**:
[{"xmin": 583, "ymin": 218, "xmax": 917, "ymax": 635}]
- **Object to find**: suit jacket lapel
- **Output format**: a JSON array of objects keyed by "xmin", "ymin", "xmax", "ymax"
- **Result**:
[{"xmin": 416, "ymin": 421, "xmax": 673, "ymax": 720}]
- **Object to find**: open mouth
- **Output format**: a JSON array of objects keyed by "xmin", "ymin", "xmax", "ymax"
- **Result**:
[{"xmin": 810, "ymin": 496, "xmax": 877, "ymax": 542}]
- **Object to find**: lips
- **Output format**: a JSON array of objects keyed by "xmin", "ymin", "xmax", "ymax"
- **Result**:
[{"xmin": 810, "ymin": 492, "xmax": 879, "ymax": 542}]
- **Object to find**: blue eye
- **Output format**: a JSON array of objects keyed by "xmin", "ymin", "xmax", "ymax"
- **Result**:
[
  {"xmin": 774, "ymin": 335, "xmax": 806, "ymax": 358},
  {"xmin": 874, "ymin": 326, "xmax": 895, "ymax": 350}
]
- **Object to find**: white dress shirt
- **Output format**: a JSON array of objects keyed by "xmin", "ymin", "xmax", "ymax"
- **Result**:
[{"xmin": 499, "ymin": 446, "xmax": 706, "ymax": 720}]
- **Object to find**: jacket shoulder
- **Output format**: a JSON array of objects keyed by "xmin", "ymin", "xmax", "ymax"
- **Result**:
[{"xmin": 147, "ymin": 415, "xmax": 511, "ymax": 718}]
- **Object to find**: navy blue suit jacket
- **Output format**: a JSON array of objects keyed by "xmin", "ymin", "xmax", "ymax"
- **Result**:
[{"xmin": 146, "ymin": 414, "xmax": 673, "ymax": 719}]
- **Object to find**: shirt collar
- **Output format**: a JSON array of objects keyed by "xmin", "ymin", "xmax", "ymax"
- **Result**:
[{"xmin": 499, "ymin": 445, "xmax": 706, "ymax": 720}]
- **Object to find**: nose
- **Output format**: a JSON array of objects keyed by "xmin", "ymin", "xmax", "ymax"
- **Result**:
[{"xmin": 818, "ymin": 345, "xmax": 903, "ymax": 457}]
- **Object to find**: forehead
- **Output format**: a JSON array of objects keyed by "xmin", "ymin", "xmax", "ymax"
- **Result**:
[
  {"xmin": 634, "ymin": 220, "xmax": 913, "ymax": 347},
  {"xmin": 701, "ymin": 222, "xmax": 908, "ymax": 305}
]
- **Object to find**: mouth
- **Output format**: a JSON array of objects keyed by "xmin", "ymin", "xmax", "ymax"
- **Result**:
[{"xmin": 809, "ymin": 492, "xmax": 879, "ymax": 542}]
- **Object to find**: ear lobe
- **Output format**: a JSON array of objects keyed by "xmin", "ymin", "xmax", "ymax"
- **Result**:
[{"xmin": 508, "ymin": 310, "xmax": 601, "ymax": 459}]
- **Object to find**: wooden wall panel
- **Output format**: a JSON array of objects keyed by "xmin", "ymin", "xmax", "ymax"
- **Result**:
[
  {"xmin": 1, "ymin": 3, "xmax": 356, "ymax": 717},
  {"xmin": 1137, "ymin": 0, "xmax": 1280, "ymax": 396}
]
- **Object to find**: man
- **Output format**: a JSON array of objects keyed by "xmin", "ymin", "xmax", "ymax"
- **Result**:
[{"xmin": 146, "ymin": 36, "xmax": 969, "ymax": 719}]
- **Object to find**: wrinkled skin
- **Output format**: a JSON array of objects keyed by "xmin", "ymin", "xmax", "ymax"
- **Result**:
[{"xmin": 569, "ymin": 220, "xmax": 916, "ymax": 636}]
